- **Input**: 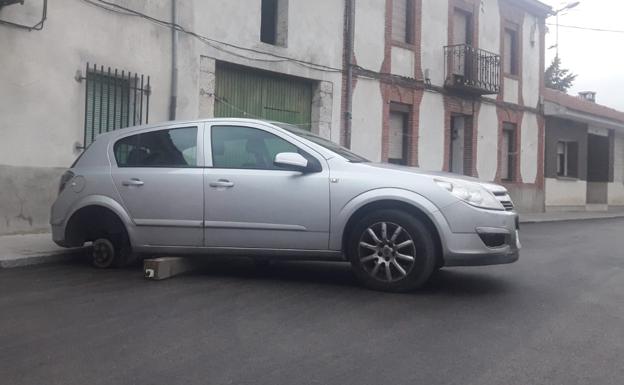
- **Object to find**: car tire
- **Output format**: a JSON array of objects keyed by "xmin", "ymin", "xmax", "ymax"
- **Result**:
[
  {"xmin": 347, "ymin": 209, "xmax": 436, "ymax": 292},
  {"xmin": 92, "ymin": 235, "xmax": 134, "ymax": 269},
  {"xmin": 92, "ymin": 238, "xmax": 117, "ymax": 269}
]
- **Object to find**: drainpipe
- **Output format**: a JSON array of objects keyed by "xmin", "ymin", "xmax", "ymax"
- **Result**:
[
  {"xmin": 169, "ymin": 0, "xmax": 178, "ymax": 121},
  {"xmin": 344, "ymin": 0, "xmax": 355, "ymax": 148}
]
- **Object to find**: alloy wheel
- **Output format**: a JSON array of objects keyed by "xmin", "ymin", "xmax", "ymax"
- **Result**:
[{"xmin": 357, "ymin": 222, "xmax": 417, "ymax": 283}]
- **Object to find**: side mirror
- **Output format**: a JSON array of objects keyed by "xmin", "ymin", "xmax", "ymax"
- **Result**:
[{"xmin": 274, "ymin": 152, "xmax": 309, "ymax": 172}]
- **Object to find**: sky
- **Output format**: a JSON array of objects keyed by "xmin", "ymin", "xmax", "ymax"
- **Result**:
[{"xmin": 543, "ymin": 0, "xmax": 624, "ymax": 111}]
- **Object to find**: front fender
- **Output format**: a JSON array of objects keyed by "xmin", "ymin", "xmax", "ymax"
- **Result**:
[{"xmin": 329, "ymin": 188, "xmax": 451, "ymax": 252}]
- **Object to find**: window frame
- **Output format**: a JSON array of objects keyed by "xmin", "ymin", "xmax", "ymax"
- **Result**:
[
  {"xmin": 204, "ymin": 122, "xmax": 324, "ymax": 172},
  {"xmin": 111, "ymin": 124, "xmax": 203, "ymax": 169},
  {"xmin": 391, "ymin": 0, "xmax": 416, "ymax": 47},
  {"xmin": 388, "ymin": 103, "xmax": 411, "ymax": 166},
  {"xmin": 260, "ymin": 0, "xmax": 288, "ymax": 47},
  {"xmin": 501, "ymin": 122, "xmax": 518, "ymax": 182},
  {"xmin": 556, "ymin": 140, "xmax": 579, "ymax": 179},
  {"xmin": 503, "ymin": 25, "xmax": 520, "ymax": 77}
]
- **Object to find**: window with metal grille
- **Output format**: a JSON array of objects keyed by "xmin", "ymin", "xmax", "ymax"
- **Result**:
[{"xmin": 83, "ymin": 63, "xmax": 151, "ymax": 146}]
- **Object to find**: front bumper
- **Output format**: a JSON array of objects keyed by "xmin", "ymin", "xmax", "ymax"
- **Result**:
[
  {"xmin": 51, "ymin": 223, "xmax": 68, "ymax": 247},
  {"xmin": 436, "ymin": 201, "xmax": 520, "ymax": 267}
]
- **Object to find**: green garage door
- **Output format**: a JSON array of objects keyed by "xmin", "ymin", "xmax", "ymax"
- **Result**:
[{"xmin": 215, "ymin": 63, "xmax": 313, "ymax": 130}]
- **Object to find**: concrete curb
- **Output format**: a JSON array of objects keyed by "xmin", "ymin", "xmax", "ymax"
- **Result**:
[
  {"xmin": 519, "ymin": 213, "xmax": 624, "ymax": 224},
  {"xmin": 0, "ymin": 247, "xmax": 88, "ymax": 269}
]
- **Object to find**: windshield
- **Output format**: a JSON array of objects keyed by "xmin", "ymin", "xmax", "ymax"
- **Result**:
[{"xmin": 273, "ymin": 123, "xmax": 370, "ymax": 163}]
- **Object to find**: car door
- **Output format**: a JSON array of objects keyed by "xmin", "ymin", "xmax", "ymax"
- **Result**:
[
  {"xmin": 203, "ymin": 122, "xmax": 330, "ymax": 250},
  {"xmin": 111, "ymin": 124, "xmax": 204, "ymax": 247}
]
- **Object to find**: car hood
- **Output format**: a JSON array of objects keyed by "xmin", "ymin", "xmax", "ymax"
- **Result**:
[{"xmin": 360, "ymin": 162, "xmax": 508, "ymax": 193}]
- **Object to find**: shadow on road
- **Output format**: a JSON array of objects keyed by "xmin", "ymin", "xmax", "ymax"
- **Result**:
[
  {"xmin": 62, "ymin": 254, "xmax": 513, "ymax": 297},
  {"xmin": 138, "ymin": 257, "xmax": 512, "ymax": 297}
]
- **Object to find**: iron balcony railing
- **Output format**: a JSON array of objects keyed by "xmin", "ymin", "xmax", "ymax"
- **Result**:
[{"xmin": 444, "ymin": 44, "xmax": 501, "ymax": 95}]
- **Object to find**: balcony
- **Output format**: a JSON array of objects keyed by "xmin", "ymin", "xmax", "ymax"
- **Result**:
[{"xmin": 444, "ymin": 44, "xmax": 501, "ymax": 95}]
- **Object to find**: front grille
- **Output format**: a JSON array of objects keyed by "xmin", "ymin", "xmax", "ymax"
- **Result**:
[{"xmin": 501, "ymin": 201, "xmax": 514, "ymax": 211}]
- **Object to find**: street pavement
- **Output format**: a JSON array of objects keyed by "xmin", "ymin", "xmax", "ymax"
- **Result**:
[{"xmin": 1, "ymin": 219, "xmax": 623, "ymax": 385}]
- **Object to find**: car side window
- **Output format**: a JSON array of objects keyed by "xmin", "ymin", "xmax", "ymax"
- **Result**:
[
  {"xmin": 211, "ymin": 126, "xmax": 303, "ymax": 170},
  {"xmin": 114, "ymin": 127, "xmax": 198, "ymax": 167}
]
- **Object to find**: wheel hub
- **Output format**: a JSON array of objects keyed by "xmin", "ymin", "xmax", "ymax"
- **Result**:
[{"xmin": 358, "ymin": 222, "xmax": 417, "ymax": 283}]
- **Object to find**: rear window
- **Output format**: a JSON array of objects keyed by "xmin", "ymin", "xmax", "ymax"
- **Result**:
[{"xmin": 114, "ymin": 127, "xmax": 198, "ymax": 167}]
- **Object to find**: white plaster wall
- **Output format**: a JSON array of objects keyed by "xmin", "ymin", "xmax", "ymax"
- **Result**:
[
  {"xmin": 608, "ymin": 183, "xmax": 624, "ymax": 206},
  {"xmin": 190, "ymin": 0, "xmax": 345, "ymax": 142},
  {"xmin": 0, "ymin": 0, "xmax": 172, "ymax": 168},
  {"xmin": 391, "ymin": 46, "xmax": 415, "ymax": 78},
  {"xmin": 476, "ymin": 104, "xmax": 499, "ymax": 181},
  {"xmin": 503, "ymin": 78, "xmax": 519, "ymax": 104},
  {"xmin": 545, "ymin": 178, "xmax": 587, "ymax": 206},
  {"xmin": 418, "ymin": 92, "xmax": 445, "ymax": 171},
  {"xmin": 521, "ymin": 112, "xmax": 539, "ymax": 183},
  {"xmin": 353, "ymin": 0, "xmax": 386, "ymax": 72},
  {"xmin": 351, "ymin": 79, "xmax": 383, "ymax": 162},
  {"xmin": 522, "ymin": 13, "xmax": 541, "ymax": 108},
  {"xmin": 421, "ymin": 0, "xmax": 448, "ymax": 86}
]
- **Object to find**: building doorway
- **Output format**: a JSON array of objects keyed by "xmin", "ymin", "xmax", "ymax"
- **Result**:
[
  {"xmin": 388, "ymin": 104, "xmax": 410, "ymax": 165},
  {"xmin": 449, "ymin": 115, "xmax": 473, "ymax": 175}
]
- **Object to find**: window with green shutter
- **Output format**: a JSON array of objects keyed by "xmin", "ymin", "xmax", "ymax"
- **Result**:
[{"xmin": 83, "ymin": 63, "xmax": 151, "ymax": 146}]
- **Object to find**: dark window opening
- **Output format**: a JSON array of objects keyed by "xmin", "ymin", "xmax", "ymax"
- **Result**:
[
  {"xmin": 260, "ymin": 0, "xmax": 287, "ymax": 46},
  {"xmin": 504, "ymin": 28, "xmax": 519, "ymax": 76},
  {"xmin": 501, "ymin": 123, "xmax": 517, "ymax": 181},
  {"xmin": 260, "ymin": 0, "xmax": 278, "ymax": 44}
]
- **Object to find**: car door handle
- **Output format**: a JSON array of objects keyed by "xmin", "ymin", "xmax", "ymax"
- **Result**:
[
  {"xmin": 122, "ymin": 178, "xmax": 145, "ymax": 187},
  {"xmin": 209, "ymin": 179, "xmax": 234, "ymax": 188}
]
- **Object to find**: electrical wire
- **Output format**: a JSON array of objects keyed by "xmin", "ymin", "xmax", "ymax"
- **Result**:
[
  {"xmin": 213, "ymin": 95, "xmax": 314, "ymax": 128},
  {"xmin": 79, "ymin": 0, "xmax": 343, "ymax": 73},
  {"xmin": 547, "ymin": 23, "xmax": 624, "ymax": 34}
]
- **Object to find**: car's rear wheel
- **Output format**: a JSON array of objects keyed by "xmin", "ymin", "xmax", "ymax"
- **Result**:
[
  {"xmin": 92, "ymin": 238, "xmax": 116, "ymax": 269},
  {"xmin": 91, "ymin": 234, "xmax": 134, "ymax": 269},
  {"xmin": 347, "ymin": 209, "xmax": 436, "ymax": 292}
]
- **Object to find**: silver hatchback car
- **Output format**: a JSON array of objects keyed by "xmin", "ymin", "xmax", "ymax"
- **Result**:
[{"xmin": 51, "ymin": 118, "xmax": 520, "ymax": 292}]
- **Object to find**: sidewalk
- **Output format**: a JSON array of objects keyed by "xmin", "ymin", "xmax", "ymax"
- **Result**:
[
  {"xmin": 2, "ymin": 210, "xmax": 624, "ymax": 269},
  {"xmin": 0, "ymin": 233, "xmax": 87, "ymax": 269}
]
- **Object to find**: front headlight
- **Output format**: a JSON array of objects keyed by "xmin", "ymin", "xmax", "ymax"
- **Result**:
[{"xmin": 434, "ymin": 177, "xmax": 504, "ymax": 210}]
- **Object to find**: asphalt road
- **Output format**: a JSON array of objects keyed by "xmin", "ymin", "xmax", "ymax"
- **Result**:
[{"xmin": 1, "ymin": 219, "xmax": 624, "ymax": 385}]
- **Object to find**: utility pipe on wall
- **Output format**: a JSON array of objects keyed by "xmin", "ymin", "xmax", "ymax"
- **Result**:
[
  {"xmin": 169, "ymin": 0, "xmax": 178, "ymax": 120},
  {"xmin": 343, "ymin": 0, "xmax": 355, "ymax": 149}
]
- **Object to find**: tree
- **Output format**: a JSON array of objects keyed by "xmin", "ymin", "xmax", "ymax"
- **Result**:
[{"xmin": 545, "ymin": 56, "xmax": 577, "ymax": 92}]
